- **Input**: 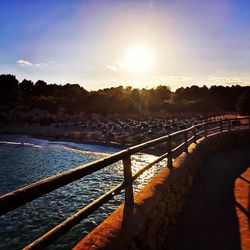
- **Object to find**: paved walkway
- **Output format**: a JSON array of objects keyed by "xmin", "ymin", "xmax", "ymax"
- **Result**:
[{"xmin": 169, "ymin": 148, "xmax": 250, "ymax": 250}]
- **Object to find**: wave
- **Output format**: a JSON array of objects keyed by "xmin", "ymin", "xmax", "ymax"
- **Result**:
[{"xmin": 0, "ymin": 141, "xmax": 43, "ymax": 148}]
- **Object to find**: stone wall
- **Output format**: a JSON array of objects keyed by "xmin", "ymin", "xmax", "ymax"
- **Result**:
[{"xmin": 73, "ymin": 129, "xmax": 250, "ymax": 250}]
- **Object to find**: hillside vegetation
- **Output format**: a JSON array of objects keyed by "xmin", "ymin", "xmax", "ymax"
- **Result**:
[{"xmin": 1, "ymin": 74, "xmax": 249, "ymax": 117}]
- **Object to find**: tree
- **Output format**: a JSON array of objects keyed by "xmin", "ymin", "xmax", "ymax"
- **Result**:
[
  {"xmin": 236, "ymin": 90, "xmax": 250, "ymax": 115},
  {"xmin": 19, "ymin": 79, "xmax": 34, "ymax": 96},
  {"xmin": 174, "ymin": 85, "xmax": 208, "ymax": 101},
  {"xmin": 155, "ymin": 85, "xmax": 172, "ymax": 101},
  {"xmin": 130, "ymin": 88, "xmax": 141, "ymax": 102},
  {"xmin": 0, "ymin": 74, "xmax": 19, "ymax": 103},
  {"xmin": 34, "ymin": 80, "xmax": 48, "ymax": 96}
]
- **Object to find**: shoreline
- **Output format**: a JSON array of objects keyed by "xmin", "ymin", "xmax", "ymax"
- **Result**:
[
  {"xmin": 30, "ymin": 134, "xmax": 126, "ymax": 151},
  {"xmin": 0, "ymin": 127, "xmax": 162, "ymax": 156},
  {"xmin": 0, "ymin": 124, "xmax": 162, "ymax": 155},
  {"xmin": 0, "ymin": 133, "xmax": 124, "ymax": 154},
  {"xmin": 0, "ymin": 124, "xmax": 125, "ymax": 148},
  {"xmin": 0, "ymin": 132, "xmax": 162, "ymax": 156}
]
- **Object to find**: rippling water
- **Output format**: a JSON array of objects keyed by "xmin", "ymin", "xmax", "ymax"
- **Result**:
[{"xmin": 0, "ymin": 135, "xmax": 166, "ymax": 250}]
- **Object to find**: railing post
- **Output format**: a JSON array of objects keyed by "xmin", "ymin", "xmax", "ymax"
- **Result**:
[
  {"xmin": 228, "ymin": 119, "xmax": 231, "ymax": 131},
  {"xmin": 167, "ymin": 136, "xmax": 173, "ymax": 169},
  {"xmin": 184, "ymin": 130, "xmax": 188, "ymax": 153},
  {"xmin": 193, "ymin": 126, "xmax": 197, "ymax": 143},
  {"xmin": 220, "ymin": 120, "xmax": 223, "ymax": 133},
  {"xmin": 122, "ymin": 155, "xmax": 134, "ymax": 205},
  {"xmin": 204, "ymin": 122, "xmax": 207, "ymax": 138}
]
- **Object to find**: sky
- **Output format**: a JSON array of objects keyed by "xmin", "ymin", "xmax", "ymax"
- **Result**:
[{"xmin": 1, "ymin": 0, "xmax": 250, "ymax": 90}]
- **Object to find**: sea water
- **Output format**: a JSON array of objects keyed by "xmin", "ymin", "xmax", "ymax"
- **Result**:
[{"xmin": 0, "ymin": 135, "xmax": 165, "ymax": 249}]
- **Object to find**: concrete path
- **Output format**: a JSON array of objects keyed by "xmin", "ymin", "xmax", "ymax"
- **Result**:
[{"xmin": 169, "ymin": 148, "xmax": 250, "ymax": 250}]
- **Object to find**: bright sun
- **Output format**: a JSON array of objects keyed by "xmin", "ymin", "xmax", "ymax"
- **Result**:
[{"xmin": 125, "ymin": 45, "xmax": 154, "ymax": 73}]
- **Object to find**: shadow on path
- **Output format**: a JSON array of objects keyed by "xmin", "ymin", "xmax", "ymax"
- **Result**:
[{"xmin": 169, "ymin": 148, "xmax": 250, "ymax": 250}]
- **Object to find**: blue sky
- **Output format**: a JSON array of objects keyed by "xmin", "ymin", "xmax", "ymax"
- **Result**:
[{"xmin": 1, "ymin": 0, "xmax": 250, "ymax": 90}]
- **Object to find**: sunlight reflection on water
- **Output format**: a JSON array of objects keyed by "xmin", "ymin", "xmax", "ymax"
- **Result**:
[{"xmin": 0, "ymin": 135, "xmax": 165, "ymax": 250}]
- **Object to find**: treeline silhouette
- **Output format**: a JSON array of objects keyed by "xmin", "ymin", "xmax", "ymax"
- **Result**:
[{"xmin": 0, "ymin": 74, "xmax": 250, "ymax": 115}]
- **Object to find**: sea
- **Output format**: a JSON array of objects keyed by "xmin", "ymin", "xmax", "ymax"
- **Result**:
[{"xmin": 0, "ymin": 135, "xmax": 166, "ymax": 250}]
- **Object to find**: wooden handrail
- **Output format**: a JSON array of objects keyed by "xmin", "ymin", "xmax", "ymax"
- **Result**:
[{"xmin": 0, "ymin": 126, "xmax": 195, "ymax": 216}]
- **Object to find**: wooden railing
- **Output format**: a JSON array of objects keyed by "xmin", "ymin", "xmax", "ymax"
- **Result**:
[{"xmin": 0, "ymin": 116, "xmax": 250, "ymax": 249}]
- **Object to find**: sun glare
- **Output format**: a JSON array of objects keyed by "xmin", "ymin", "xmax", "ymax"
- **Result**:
[{"xmin": 125, "ymin": 45, "xmax": 154, "ymax": 73}]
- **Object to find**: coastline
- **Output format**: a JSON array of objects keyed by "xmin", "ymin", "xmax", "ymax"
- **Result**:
[
  {"xmin": 27, "ymin": 134, "xmax": 126, "ymax": 152},
  {"xmin": 0, "ymin": 124, "xmax": 124, "ymax": 149},
  {"xmin": 0, "ymin": 123, "xmax": 162, "ymax": 155}
]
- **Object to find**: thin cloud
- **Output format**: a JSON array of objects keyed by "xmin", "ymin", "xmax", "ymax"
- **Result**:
[
  {"xmin": 35, "ymin": 63, "xmax": 47, "ymax": 68},
  {"xmin": 17, "ymin": 59, "xmax": 32, "ymax": 65},
  {"xmin": 16, "ymin": 59, "xmax": 53, "ymax": 68},
  {"xmin": 106, "ymin": 61, "xmax": 127, "ymax": 71},
  {"xmin": 155, "ymin": 75, "xmax": 193, "ymax": 82},
  {"xmin": 208, "ymin": 77, "xmax": 248, "ymax": 85},
  {"xmin": 153, "ymin": 76, "xmax": 195, "ymax": 90}
]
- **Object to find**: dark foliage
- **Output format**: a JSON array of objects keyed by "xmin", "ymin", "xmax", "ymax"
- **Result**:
[
  {"xmin": 0, "ymin": 74, "xmax": 20, "ymax": 103},
  {"xmin": 236, "ymin": 90, "xmax": 250, "ymax": 115},
  {"xmin": 0, "ymin": 74, "xmax": 249, "ymax": 115}
]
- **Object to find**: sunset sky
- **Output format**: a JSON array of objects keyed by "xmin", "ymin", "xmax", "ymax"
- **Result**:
[{"xmin": 1, "ymin": 0, "xmax": 250, "ymax": 90}]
